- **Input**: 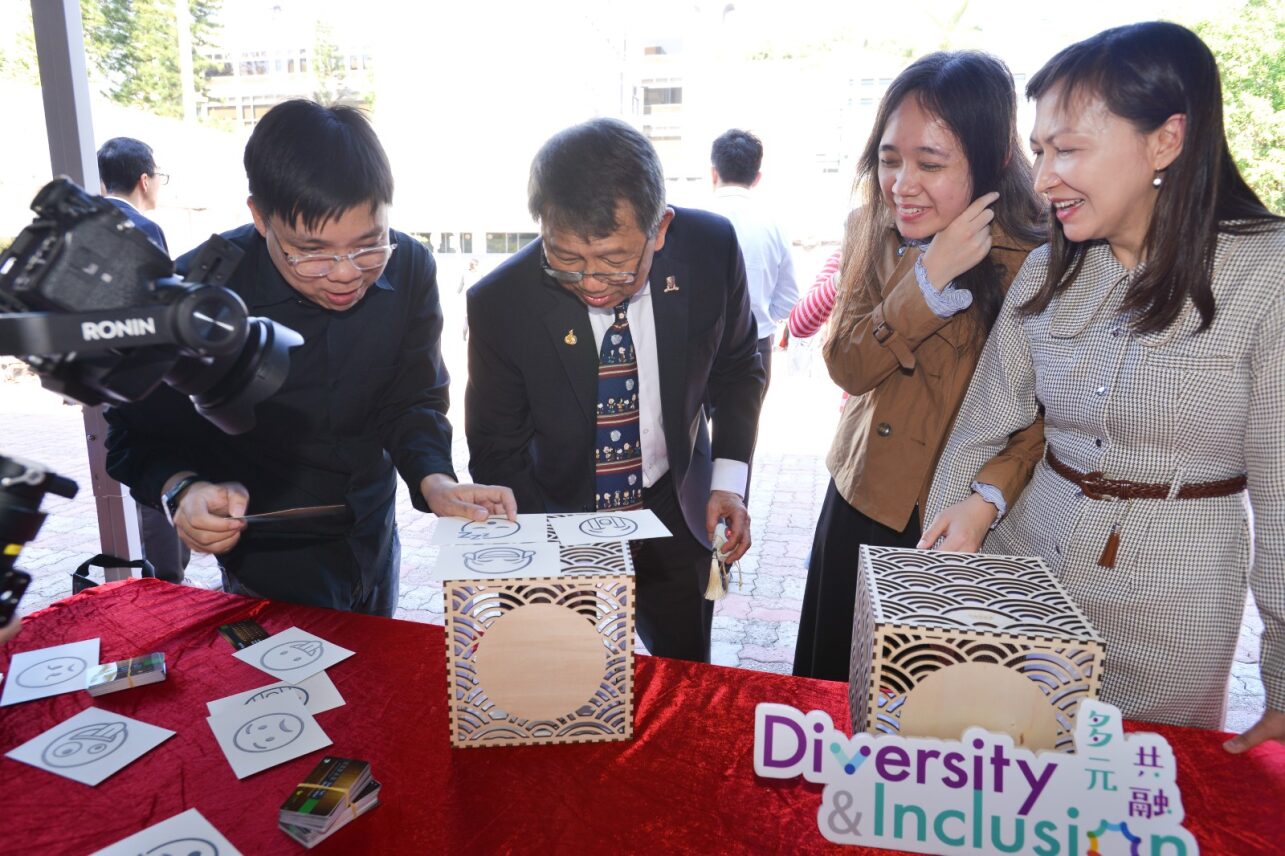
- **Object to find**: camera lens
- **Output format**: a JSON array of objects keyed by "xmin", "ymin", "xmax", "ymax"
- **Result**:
[{"xmin": 165, "ymin": 317, "xmax": 302, "ymax": 435}]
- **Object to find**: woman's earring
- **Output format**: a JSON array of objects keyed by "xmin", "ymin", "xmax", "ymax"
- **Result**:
[{"xmin": 1152, "ymin": 172, "xmax": 1164, "ymax": 188}]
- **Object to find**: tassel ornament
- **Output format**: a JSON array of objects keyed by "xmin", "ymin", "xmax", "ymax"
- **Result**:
[
  {"xmin": 704, "ymin": 523, "xmax": 740, "ymax": 601},
  {"xmin": 1097, "ymin": 528, "xmax": 1121, "ymax": 568},
  {"xmin": 1097, "ymin": 500, "xmax": 1133, "ymax": 568}
]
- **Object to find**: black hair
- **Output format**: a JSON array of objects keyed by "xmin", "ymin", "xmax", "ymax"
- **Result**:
[
  {"xmin": 844, "ymin": 51, "xmax": 1045, "ymax": 346},
  {"xmin": 528, "ymin": 118, "xmax": 666, "ymax": 239},
  {"xmin": 244, "ymin": 99, "xmax": 393, "ymax": 231},
  {"xmin": 711, "ymin": 129, "xmax": 763, "ymax": 186},
  {"xmin": 1020, "ymin": 21, "xmax": 1281, "ymax": 334},
  {"xmin": 97, "ymin": 137, "xmax": 156, "ymax": 196}
]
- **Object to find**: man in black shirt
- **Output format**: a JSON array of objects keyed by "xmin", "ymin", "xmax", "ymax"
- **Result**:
[{"xmin": 105, "ymin": 100, "xmax": 514, "ymax": 615}]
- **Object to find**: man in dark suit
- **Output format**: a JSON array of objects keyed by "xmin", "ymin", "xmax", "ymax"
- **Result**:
[
  {"xmin": 97, "ymin": 135, "xmax": 189, "ymax": 583},
  {"xmin": 466, "ymin": 118, "xmax": 766, "ymax": 662},
  {"xmin": 97, "ymin": 137, "xmax": 169, "ymax": 253}
]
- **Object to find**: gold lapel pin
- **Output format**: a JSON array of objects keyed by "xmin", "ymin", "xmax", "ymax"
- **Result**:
[
  {"xmin": 664, "ymin": 276, "xmax": 679, "ymax": 293},
  {"xmin": 564, "ymin": 329, "xmax": 578, "ymax": 345}
]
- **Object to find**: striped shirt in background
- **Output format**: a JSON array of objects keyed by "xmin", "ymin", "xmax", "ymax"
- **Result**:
[{"xmin": 788, "ymin": 249, "xmax": 842, "ymax": 338}]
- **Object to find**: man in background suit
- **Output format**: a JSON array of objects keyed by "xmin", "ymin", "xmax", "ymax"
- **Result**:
[
  {"xmin": 466, "ymin": 118, "xmax": 766, "ymax": 662},
  {"xmin": 98, "ymin": 137, "xmax": 169, "ymax": 253},
  {"xmin": 97, "ymin": 135, "xmax": 187, "ymax": 583}
]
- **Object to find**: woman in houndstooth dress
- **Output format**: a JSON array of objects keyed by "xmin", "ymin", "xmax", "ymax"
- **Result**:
[{"xmin": 923, "ymin": 22, "xmax": 1285, "ymax": 748}]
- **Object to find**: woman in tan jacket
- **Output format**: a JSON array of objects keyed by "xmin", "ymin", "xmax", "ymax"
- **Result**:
[{"xmin": 793, "ymin": 51, "xmax": 1046, "ymax": 681}]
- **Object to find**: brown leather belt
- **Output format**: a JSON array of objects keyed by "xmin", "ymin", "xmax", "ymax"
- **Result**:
[{"xmin": 1045, "ymin": 447, "xmax": 1247, "ymax": 501}]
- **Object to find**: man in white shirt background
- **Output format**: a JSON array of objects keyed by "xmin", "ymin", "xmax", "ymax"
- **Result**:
[{"xmin": 707, "ymin": 129, "xmax": 799, "ymax": 390}]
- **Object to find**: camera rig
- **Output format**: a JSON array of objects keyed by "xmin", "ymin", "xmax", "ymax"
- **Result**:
[{"xmin": 0, "ymin": 177, "xmax": 301, "ymax": 434}]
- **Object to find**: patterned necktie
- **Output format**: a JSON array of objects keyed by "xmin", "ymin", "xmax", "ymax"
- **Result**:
[{"xmin": 595, "ymin": 302, "xmax": 643, "ymax": 510}]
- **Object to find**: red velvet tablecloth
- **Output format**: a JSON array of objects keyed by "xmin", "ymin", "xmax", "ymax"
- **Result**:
[{"xmin": 2, "ymin": 579, "xmax": 1282, "ymax": 855}]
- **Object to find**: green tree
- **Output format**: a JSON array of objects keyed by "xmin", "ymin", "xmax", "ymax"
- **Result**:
[
  {"xmin": 0, "ymin": 0, "xmax": 39, "ymax": 84},
  {"xmin": 1192, "ymin": 0, "xmax": 1285, "ymax": 212},
  {"xmin": 80, "ymin": 0, "xmax": 222, "ymax": 119},
  {"xmin": 311, "ymin": 21, "xmax": 355, "ymax": 106}
]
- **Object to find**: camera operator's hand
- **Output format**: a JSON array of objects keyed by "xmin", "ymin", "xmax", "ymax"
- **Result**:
[
  {"xmin": 0, "ymin": 616, "xmax": 22, "ymax": 645},
  {"xmin": 421, "ymin": 473, "xmax": 517, "ymax": 522},
  {"xmin": 174, "ymin": 481, "xmax": 249, "ymax": 555}
]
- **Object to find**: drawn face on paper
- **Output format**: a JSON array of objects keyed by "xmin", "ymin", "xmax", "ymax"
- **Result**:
[
  {"xmin": 42, "ymin": 722, "xmax": 128, "ymax": 768},
  {"xmin": 233, "ymin": 712, "xmax": 304, "ymax": 753},
  {"xmin": 462, "ymin": 546, "xmax": 536, "ymax": 575},
  {"xmin": 578, "ymin": 515, "xmax": 638, "ymax": 539},
  {"xmin": 259, "ymin": 641, "xmax": 323, "ymax": 671},
  {"xmin": 245, "ymin": 685, "xmax": 310, "ymax": 706},
  {"xmin": 145, "ymin": 838, "xmax": 221, "ymax": 856},
  {"xmin": 16, "ymin": 656, "xmax": 87, "ymax": 688},
  {"xmin": 459, "ymin": 518, "xmax": 521, "ymax": 540}
]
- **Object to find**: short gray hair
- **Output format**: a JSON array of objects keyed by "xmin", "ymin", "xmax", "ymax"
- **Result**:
[{"xmin": 528, "ymin": 118, "xmax": 666, "ymax": 239}]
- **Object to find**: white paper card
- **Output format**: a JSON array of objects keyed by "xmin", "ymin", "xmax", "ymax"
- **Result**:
[
  {"xmin": 434, "ymin": 539, "xmax": 562, "ymax": 580},
  {"xmin": 90, "ymin": 808, "xmax": 243, "ymax": 856},
  {"xmin": 0, "ymin": 638, "xmax": 101, "ymax": 706},
  {"xmin": 207, "ymin": 694, "xmax": 331, "ymax": 779},
  {"xmin": 428, "ymin": 513, "xmax": 549, "ymax": 545},
  {"xmin": 233, "ymin": 627, "xmax": 353, "ymax": 682},
  {"xmin": 549, "ymin": 509, "xmax": 672, "ymax": 545},
  {"xmin": 6, "ymin": 706, "xmax": 174, "ymax": 786},
  {"xmin": 206, "ymin": 671, "xmax": 344, "ymax": 718}
]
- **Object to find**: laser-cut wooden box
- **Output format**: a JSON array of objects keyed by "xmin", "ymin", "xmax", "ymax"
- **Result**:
[
  {"xmin": 849, "ymin": 546, "xmax": 1105, "ymax": 752},
  {"xmin": 445, "ymin": 540, "xmax": 635, "ymax": 748}
]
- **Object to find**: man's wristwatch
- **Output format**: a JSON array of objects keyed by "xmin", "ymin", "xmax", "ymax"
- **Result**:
[{"xmin": 162, "ymin": 475, "xmax": 203, "ymax": 525}]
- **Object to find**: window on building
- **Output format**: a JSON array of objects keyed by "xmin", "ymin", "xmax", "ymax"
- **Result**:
[
  {"xmin": 643, "ymin": 86, "xmax": 682, "ymax": 115},
  {"xmin": 485, "ymin": 233, "xmax": 537, "ymax": 254}
]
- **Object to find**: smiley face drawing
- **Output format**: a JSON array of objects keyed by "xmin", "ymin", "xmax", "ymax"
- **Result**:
[
  {"xmin": 41, "ymin": 722, "xmax": 128, "ymax": 768},
  {"xmin": 259, "ymin": 641, "xmax": 324, "ymax": 671},
  {"xmin": 145, "ymin": 838, "xmax": 221, "ymax": 856},
  {"xmin": 244, "ymin": 684, "xmax": 309, "ymax": 706},
  {"xmin": 462, "ymin": 546, "xmax": 536, "ymax": 575},
  {"xmin": 233, "ymin": 712, "xmax": 304, "ymax": 753},
  {"xmin": 459, "ymin": 518, "xmax": 521, "ymax": 540},
  {"xmin": 578, "ymin": 515, "xmax": 638, "ymax": 539},
  {"xmin": 16, "ymin": 656, "xmax": 87, "ymax": 688}
]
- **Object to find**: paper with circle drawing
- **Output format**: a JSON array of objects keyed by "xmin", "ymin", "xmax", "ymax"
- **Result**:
[
  {"xmin": 5, "ymin": 706, "xmax": 174, "ymax": 786},
  {"xmin": 0, "ymin": 638, "xmax": 100, "ymax": 706},
  {"xmin": 207, "ymin": 693, "xmax": 331, "ymax": 779},
  {"xmin": 429, "ymin": 513, "xmax": 550, "ymax": 546},
  {"xmin": 90, "ymin": 808, "xmax": 243, "ymax": 856},
  {"xmin": 434, "ymin": 540, "xmax": 562, "ymax": 580},
  {"xmin": 549, "ymin": 509, "xmax": 672, "ymax": 546},
  {"xmin": 206, "ymin": 671, "xmax": 344, "ymax": 718},
  {"xmin": 232, "ymin": 626, "xmax": 353, "ymax": 682}
]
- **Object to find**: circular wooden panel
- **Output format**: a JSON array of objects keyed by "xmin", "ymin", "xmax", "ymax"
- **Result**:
[
  {"xmin": 474, "ymin": 604, "xmax": 607, "ymax": 721},
  {"xmin": 897, "ymin": 662, "xmax": 1062, "ymax": 750}
]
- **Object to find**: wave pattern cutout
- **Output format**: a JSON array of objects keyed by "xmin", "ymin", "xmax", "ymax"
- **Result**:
[
  {"xmin": 863, "ymin": 547, "xmax": 1101, "ymax": 641},
  {"xmin": 445, "ymin": 575, "xmax": 635, "ymax": 747},
  {"xmin": 851, "ymin": 546, "xmax": 1106, "ymax": 751}
]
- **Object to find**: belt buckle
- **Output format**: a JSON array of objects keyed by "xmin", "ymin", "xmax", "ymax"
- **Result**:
[{"xmin": 873, "ymin": 320, "xmax": 893, "ymax": 344}]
